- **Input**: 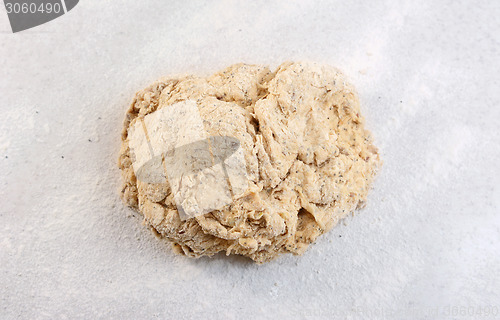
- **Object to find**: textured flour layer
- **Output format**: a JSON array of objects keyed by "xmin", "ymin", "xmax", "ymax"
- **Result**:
[{"xmin": 118, "ymin": 62, "xmax": 381, "ymax": 263}]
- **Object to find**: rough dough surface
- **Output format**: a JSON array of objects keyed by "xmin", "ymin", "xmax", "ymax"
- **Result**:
[{"xmin": 118, "ymin": 62, "xmax": 381, "ymax": 263}]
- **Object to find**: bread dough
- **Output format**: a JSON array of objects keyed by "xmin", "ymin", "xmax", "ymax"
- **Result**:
[{"xmin": 118, "ymin": 62, "xmax": 381, "ymax": 263}]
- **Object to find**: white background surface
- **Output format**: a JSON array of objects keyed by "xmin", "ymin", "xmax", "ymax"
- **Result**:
[{"xmin": 1, "ymin": 1, "xmax": 499, "ymax": 319}]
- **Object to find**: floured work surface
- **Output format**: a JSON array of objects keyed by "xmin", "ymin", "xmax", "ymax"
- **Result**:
[{"xmin": 118, "ymin": 62, "xmax": 381, "ymax": 263}]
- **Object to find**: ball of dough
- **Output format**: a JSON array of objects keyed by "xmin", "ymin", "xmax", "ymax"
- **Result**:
[{"xmin": 118, "ymin": 62, "xmax": 381, "ymax": 263}]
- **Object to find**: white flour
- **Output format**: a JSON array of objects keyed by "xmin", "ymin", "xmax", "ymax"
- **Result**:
[{"xmin": 0, "ymin": 0, "xmax": 499, "ymax": 319}]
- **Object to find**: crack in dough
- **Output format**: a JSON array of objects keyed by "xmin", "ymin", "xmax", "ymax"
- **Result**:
[{"xmin": 118, "ymin": 62, "xmax": 381, "ymax": 263}]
